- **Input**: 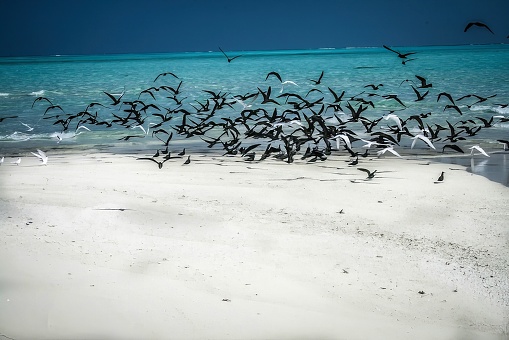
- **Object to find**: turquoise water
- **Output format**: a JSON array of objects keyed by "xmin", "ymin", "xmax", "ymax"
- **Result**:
[{"xmin": 0, "ymin": 45, "xmax": 508, "ymax": 183}]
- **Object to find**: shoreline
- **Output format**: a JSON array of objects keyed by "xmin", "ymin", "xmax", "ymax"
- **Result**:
[{"xmin": 1, "ymin": 151, "xmax": 508, "ymax": 339}]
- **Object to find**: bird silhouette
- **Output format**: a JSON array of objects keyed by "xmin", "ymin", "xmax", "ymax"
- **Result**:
[
  {"xmin": 219, "ymin": 47, "xmax": 242, "ymax": 63},
  {"xmin": 464, "ymin": 21, "xmax": 494, "ymax": 34},
  {"xmin": 358, "ymin": 168, "xmax": 377, "ymax": 179}
]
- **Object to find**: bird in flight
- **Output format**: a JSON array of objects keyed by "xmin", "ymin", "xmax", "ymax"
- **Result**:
[
  {"xmin": 383, "ymin": 45, "xmax": 417, "ymax": 59},
  {"xmin": 219, "ymin": 47, "xmax": 242, "ymax": 63},
  {"xmin": 464, "ymin": 21, "xmax": 494, "ymax": 34},
  {"xmin": 358, "ymin": 168, "xmax": 377, "ymax": 179}
]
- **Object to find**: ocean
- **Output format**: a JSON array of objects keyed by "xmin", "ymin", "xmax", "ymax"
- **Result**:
[{"xmin": 0, "ymin": 44, "xmax": 508, "ymax": 184}]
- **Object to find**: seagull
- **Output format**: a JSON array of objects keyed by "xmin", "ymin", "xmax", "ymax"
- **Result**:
[
  {"xmin": 358, "ymin": 168, "xmax": 377, "ymax": 179},
  {"xmin": 0, "ymin": 156, "xmax": 4, "ymax": 165},
  {"xmin": 12, "ymin": 157, "xmax": 21, "ymax": 166},
  {"xmin": 360, "ymin": 139, "xmax": 385, "ymax": 149},
  {"xmin": 410, "ymin": 134, "xmax": 436, "ymax": 150},
  {"xmin": 377, "ymin": 146, "xmax": 402, "ymax": 158},
  {"xmin": 469, "ymin": 145, "xmax": 490, "ymax": 157},
  {"xmin": 31, "ymin": 149, "xmax": 48, "ymax": 165}
]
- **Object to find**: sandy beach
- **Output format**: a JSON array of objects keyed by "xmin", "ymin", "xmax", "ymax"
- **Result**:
[{"xmin": 0, "ymin": 151, "xmax": 508, "ymax": 339}]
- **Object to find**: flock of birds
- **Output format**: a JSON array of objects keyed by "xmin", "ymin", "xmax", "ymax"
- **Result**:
[{"xmin": 0, "ymin": 21, "xmax": 508, "ymax": 181}]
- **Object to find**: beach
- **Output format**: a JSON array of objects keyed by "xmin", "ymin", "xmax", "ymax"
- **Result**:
[{"xmin": 1, "ymin": 151, "xmax": 508, "ymax": 339}]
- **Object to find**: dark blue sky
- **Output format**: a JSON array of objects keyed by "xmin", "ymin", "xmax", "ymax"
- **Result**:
[{"xmin": 1, "ymin": 0, "xmax": 508, "ymax": 56}]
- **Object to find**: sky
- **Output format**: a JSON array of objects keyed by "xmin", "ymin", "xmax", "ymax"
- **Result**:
[{"xmin": 0, "ymin": 0, "xmax": 508, "ymax": 57}]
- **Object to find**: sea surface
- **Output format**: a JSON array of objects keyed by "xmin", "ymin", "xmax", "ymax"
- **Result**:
[{"xmin": 0, "ymin": 45, "xmax": 508, "ymax": 184}]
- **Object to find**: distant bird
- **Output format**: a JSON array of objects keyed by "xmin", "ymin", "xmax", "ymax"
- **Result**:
[
  {"xmin": 497, "ymin": 139, "xmax": 509, "ymax": 150},
  {"xmin": 435, "ymin": 171, "xmax": 445, "ymax": 183},
  {"xmin": 31, "ymin": 96, "xmax": 53, "ymax": 108},
  {"xmin": 377, "ymin": 146, "xmax": 402, "ymax": 158},
  {"xmin": 183, "ymin": 155, "xmax": 191, "ymax": 165},
  {"xmin": 31, "ymin": 149, "xmax": 48, "ymax": 165},
  {"xmin": 415, "ymin": 75, "xmax": 432, "ymax": 88},
  {"xmin": 309, "ymin": 71, "xmax": 324, "ymax": 85},
  {"xmin": 103, "ymin": 89, "xmax": 125, "ymax": 106},
  {"xmin": 20, "ymin": 122, "xmax": 34, "ymax": 131},
  {"xmin": 0, "ymin": 115, "xmax": 18, "ymax": 123},
  {"xmin": 136, "ymin": 157, "xmax": 169, "ymax": 169},
  {"xmin": 383, "ymin": 45, "xmax": 417, "ymax": 59},
  {"xmin": 383, "ymin": 113, "xmax": 403, "ymax": 130},
  {"xmin": 469, "ymin": 145, "xmax": 490, "ymax": 157},
  {"xmin": 410, "ymin": 134, "xmax": 436, "ymax": 150},
  {"xmin": 178, "ymin": 148, "xmax": 186, "ymax": 156},
  {"xmin": 358, "ymin": 168, "xmax": 377, "ymax": 179},
  {"xmin": 153, "ymin": 72, "xmax": 179, "ymax": 82},
  {"xmin": 0, "ymin": 156, "xmax": 4, "ymax": 165},
  {"xmin": 464, "ymin": 21, "xmax": 494, "ymax": 34},
  {"xmin": 442, "ymin": 144, "xmax": 465, "ymax": 154},
  {"xmin": 219, "ymin": 47, "xmax": 242, "ymax": 63},
  {"xmin": 12, "ymin": 157, "xmax": 21, "ymax": 166}
]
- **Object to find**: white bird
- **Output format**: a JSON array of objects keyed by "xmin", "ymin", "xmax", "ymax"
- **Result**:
[
  {"xmin": 233, "ymin": 97, "xmax": 252, "ymax": 109},
  {"xmin": 280, "ymin": 80, "xmax": 298, "ymax": 93},
  {"xmin": 383, "ymin": 113, "xmax": 403, "ymax": 130},
  {"xmin": 0, "ymin": 156, "xmax": 4, "ymax": 165},
  {"xmin": 332, "ymin": 134, "xmax": 352, "ymax": 150},
  {"xmin": 377, "ymin": 145, "xmax": 402, "ymax": 158},
  {"xmin": 12, "ymin": 157, "xmax": 21, "ymax": 166},
  {"xmin": 410, "ymin": 134, "xmax": 436, "ymax": 150},
  {"xmin": 75, "ymin": 125, "xmax": 91, "ymax": 134},
  {"xmin": 20, "ymin": 122, "xmax": 34, "ymax": 131},
  {"xmin": 469, "ymin": 145, "xmax": 490, "ymax": 157},
  {"xmin": 31, "ymin": 149, "xmax": 48, "ymax": 165},
  {"xmin": 360, "ymin": 139, "xmax": 385, "ymax": 149}
]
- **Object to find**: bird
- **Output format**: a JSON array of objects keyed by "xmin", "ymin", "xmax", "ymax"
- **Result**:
[
  {"xmin": 309, "ymin": 71, "xmax": 324, "ymax": 85},
  {"xmin": 136, "ymin": 157, "xmax": 169, "ymax": 169},
  {"xmin": 415, "ymin": 75, "xmax": 432, "ymax": 88},
  {"xmin": 12, "ymin": 157, "xmax": 21, "ymax": 166},
  {"xmin": 20, "ymin": 122, "xmax": 34, "ymax": 131},
  {"xmin": 436, "ymin": 172, "xmax": 445, "ymax": 182},
  {"xmin": 497, "ymin": 139, "xmax": 509, "ymax": 151},
  {"xmin": 383, "ymin": 113, "xmax": 403, "ymax": 130},
  {"xmin": 464, "ymin": 21, "xmax": 494, "ymax": 35},
  {"xmin": 410, "ymin": 134, "xmax": 436, "ymax": 150},
  {"xmin": 31, "ymin": 149, "xmax": 48, "ymax": 165},
  {"xmin": 218, "ymin": 47, "xmax": 242, "ymax": 63},
  {"xmin": 154, "ymin": 72, "xmax": 179, "ymax": 82},
  {"xmin": 469, "ymin": 145, "xmax": 490, "ymax": 157},
  {"xmin": 377, "ymin": 146, "xmax": 402, "ymax": 158},
  {"xmin": 178, "ymin": 148, "xmax": 186, "ymax": 156},
  {"xmin": 0, "ymin": 156, "xmax": 4, "ymax": 165},
  {"xmin": 358, "ymin": 168, "xmax": 377, "ymax": 179},
  {"xmin": 103, "ymin": 89, "xmax": 125, "ymax": 105},
  {"xmin": 183, "ymin": 155, "xmax": 191, "ymax": 165},
  {"xmin": 383, "ymin": 45, "xmax": 417, "ymax": 59}
]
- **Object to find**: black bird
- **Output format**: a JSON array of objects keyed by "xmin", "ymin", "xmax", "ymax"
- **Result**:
[
  {"xmin": 442, "ymin": 144, "xmax": 465, "ymax": 154},
  {"xmin": 497, "ymin": 140, "xmax": 509, "ymax": 151},
  {"xmin": 178, "ymin": 148, "xmax": 186, "ymax": 156},
  {"xmin": 411, "ymin": 86, "xmax": 429, "ymax": 101},
  {"xmin": 437, "ymin": 92, "xmax": 455, "ymax": 105},
  {"xmin": 358, "ymin": 168, "xmax": 377, "ymax": 179},
  {"xmin": 383, "ymin": 45, "xmax": 417, "ymax": 59},
  {"xmin": 219, "ymin": 47, "xmax": 242, "ymax": 63},
  {"xmin": 0, "ymin": 115, "xmax": 19, "ymax": 123},
  {"xmin": 137, "ymin": 157, "xmax": 169, "ymax": 169},
  {"xmin": 415, "ymin": 75, "xmax": 432, "ymax": 88},
  {"xmin": 464, "ymin": 21, "xmax": 494, "ymax": 34},
  {"xmin": 309, "ymin": 71, "xmax": 324, "ymax": 85},
  {"xmin": 103, "ymin": 89, "xmax": 125, "ymax": 106},
  {"xmin": 153, "ymin": 72, "xmax": 179, "ymax": 82},
  {"xmin": 183, "ymin": 155, "xmax": 191, "ymax": 165},
  {"xmin": 364, "ymin": 83, "xmax": 383, "ymax": 90},
  {"xmin": 265, "ymin": 71, "xmax": 282, "ymax": 82},
  {"xmin": 32, "ymin": 96, "xmax": 54, "ymax": 108},
  {"xmin": 436, "ymin": 172, "xmax": 445, "ymax": 182}
]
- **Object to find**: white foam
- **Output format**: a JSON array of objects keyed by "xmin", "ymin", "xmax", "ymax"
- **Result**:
[
  {"xmin": 0, "ymin": 92, "xmax": 9, "ymax": 97},
  {"xmin": 30, "ymin": 90, "xmax": 45, "ymax": 96}
]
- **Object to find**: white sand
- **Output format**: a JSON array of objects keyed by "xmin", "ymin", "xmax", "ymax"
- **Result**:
[{"xmin": 0, "ymin": 152, "xmax": 508, "ymax": 339}]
